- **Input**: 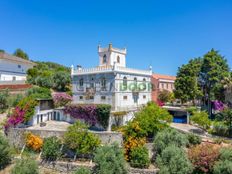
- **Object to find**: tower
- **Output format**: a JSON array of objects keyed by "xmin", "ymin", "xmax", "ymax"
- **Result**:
[{"xmin": 98, "ymin": 43, "xmax": 127, "ymax": 67}]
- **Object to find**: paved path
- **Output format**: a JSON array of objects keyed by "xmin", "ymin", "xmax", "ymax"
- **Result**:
[{"xmin": 170, "ymin": 123, "xmax": 209, "ymax": 138}]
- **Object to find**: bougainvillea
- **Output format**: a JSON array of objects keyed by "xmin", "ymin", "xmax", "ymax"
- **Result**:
[
  {"xmin": 52, "ymin": 92, "xmax": 72, "ymax": 108},
  {"xmin": 213, "ymin": 100, "xmax": 224, "ymax": 111},
  {"xmin": 4, "ymin": 97, "xmax": 37, "ymax": 130},
  {"xmin": 26, "ymin": 133, "xmax": 43, "ymax": 152},
  {"xmin": 64, "ymin": 104, "xmax": 111, "ymax": 127},
  {"xmin": 4, "ymin": 107, "xmax": 25, "ymax": 130},
  {"xmin": 64, "ymin": 104, "xmax": 98, "ymax": 125}
]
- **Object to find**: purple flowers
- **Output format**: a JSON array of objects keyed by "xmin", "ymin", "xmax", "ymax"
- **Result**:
[
  {"xmin": 64, "ymin": 104, "xmax": 98, "ymax": 125},
  {"xmin": 212, "ymin": 100, "xmax": 224, "ymax": 111},
  {"xmin": 4, "ymin": 107, "xmax": 25, "ymax": 130},
  {"xmin": 52, "ymin": 92, "xmax": 72, "ymax": 108}
]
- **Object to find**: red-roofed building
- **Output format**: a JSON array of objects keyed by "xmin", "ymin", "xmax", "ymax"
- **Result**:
[{"xmin": 151, "ymin": 73, "xmax": 176, "ymax": 102}]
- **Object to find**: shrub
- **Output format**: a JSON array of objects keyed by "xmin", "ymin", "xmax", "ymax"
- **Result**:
[
  {"xmin": 156, "ymin": 145, "xmax": 193, "ymax": 174},
  {"xmin": 41, "ymin": 136, "xmax": 62, "ymax": 161},
  {"xmin": 0, "ymin": 133, "xmax": 11, "ymax": 170},
  {"xmin": 26, "ymin": 133, "xmax": 43, "ymax": 152},
  {"xmin": 187, "ymin": 133, "xmax": 202, "ymax": 147},
  {"xmin": 190, "ymin": 111, "xmax": 211, "ymax": 130},
  {"xmin": 213, "ymin": 147, "xmax": 232, "ymax": 174},
  {"xmin": 73, "ymin": 167, "xmax": 91, "ymax": 174},
  {"xmin": 188, "ymin": 143, "xmax": 220, "ymax": 173},
  {"xmin": 7, "ymin": 94, "xmax": 24, "ymax": 107},
  {"xmin": 0, "ymin": 89, "xmax": 9, "ymax": 113},
  {"xmin": 213, "ymin": 160, "xmax": 232, "ymax": 174},
  {"xmin": 17, "ymin": 97, "xmax": 38, "ymax": 122},
  {"xmin": 153, "ymin": 128, "xmax": 188, "ymax": 154},
  {"xmin": 26, "ymin": 86, "xmax": 51, "ymax": 99},
  {"xmin": 64, "ymin": 121, "xmax": 100, "ymax": 156},
  {"xmin": 211, "ymin": 121, "xmax": 229, "ymax": 137},
  {"xmin": 64, "ymin": 104, "xmax": 111, "ymax": 128},
  {"xmin": 133, "ymin": 102, "xmax": 172, "ymax": 137},
  {"xmin": 52, "ymin": 92, "xmax": 72, "ymax": 107},
  {"xmin": 11, "ymin": 159, "xmax": 38, "ymax": 174},
  {"xmin": 129, "ymin": 146, "xmax": 150, "ymax": 168},
  {"xmin": 94, "ymin": 144, "xmax": 128, "ymax": 174},
  {"xmin": 96, "ymin": 104, "xmax": 111, "ymax": 129},
  {"xmin": 53, "ymin": 71, "xmax": 71, "ymax": 91}
]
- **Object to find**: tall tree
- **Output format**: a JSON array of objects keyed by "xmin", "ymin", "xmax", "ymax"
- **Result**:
[
  {"xmin": 174, "ymin": 58, "xmax": 202, "ymax": 104},
  {"xmin": 199, "ymin": 49, "xmax": 230, "ymax": 115},
  {"xmin": 13, "ymin": 48, "xmax": 29, "ymax": 60}
]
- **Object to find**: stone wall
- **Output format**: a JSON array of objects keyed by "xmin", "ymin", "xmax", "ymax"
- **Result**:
[
  {"xmin": 39, "ymin": 160, "xmax": 159, "ymax": 174},
  {"xmin": 7, "ymin": 128, "xmax": 123, "ymax": 148}
]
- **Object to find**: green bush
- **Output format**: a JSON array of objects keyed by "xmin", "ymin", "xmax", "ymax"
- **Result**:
[
  {"xmin": 129, "ymin": 146, "xmax": 150, "ymax": 168},
  {"xmin": 0, "ymin": 89, "xmax": 9, "ymax": 113},
  {"xmin": 213, "ymin": 160, "xmax": 232, "ymax": 174},
  {"xmin": 94, "ymin": 144, "xmax": 128, "ymax": 174},
  {"xmin": 7, "ymin": 94, "xmax": 24, "ymax": 107},
  {"xmin": 64, "ymin": 121, "xmax": 100, "ymax": 156},
  {"xmin": 73, "ymin": 167, "xmax": 91, "ymax": 174},
  {"xmin": 156, "ymin": 145, "xmax": 193, "ymax": 174},
  {"xmin": 0, "ymin": 133, "xmax": 11, "ymax": 169},
  {"xmin": 11, "ymin": 159, "xmax": 38, "ymax": 174},
  {"xmin": 133, "ymin": 102, "xmax": 172, "ymax": 138},
  {"xmin": 96, "ymin": 104, "xmax": 111, "ymax": 129},
  {"xmin": 190, "ymin": 111, "xmax": 211, "ymax": 130},
  {"xmin": 53, "ymin": 71, "xmax": 71, "ymax": 91},
  {"xmin": 26, "ymin": 86, "xmax": 51, "ymax": 99},
  {"xmin": 213, "ymin": 147, "xmax": 232, "ymax": 174},
  {"xmin": 153, "ymin": 128, "xmax": 188, "ymax": 154},
  {"xmin": 41, "ymin": 136, "xmax": 62, "ymax": 161},
  {"xmin": 187, "ymin": 133, "xmax": 202, "ymax": 147}
]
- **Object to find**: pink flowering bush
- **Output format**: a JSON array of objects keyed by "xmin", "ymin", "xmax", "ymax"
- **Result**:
[
  {"xmin": 4, "ymin": 107, "xmax": 25, "ymax": 130},
  {"xmin": 52, "ymin": 92, "xmax": 72, "ymax": 108},
  {"xmin": 213, "ymin": 100, "xmax": 224, "ymax": 111},
  {"xmin": 64, "ymin": 104, "xmax": 98, "ymax": 125}
]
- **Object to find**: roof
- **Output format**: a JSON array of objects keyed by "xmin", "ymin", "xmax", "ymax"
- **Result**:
[
  {"xmin": 0, "ymin": 52, "xmax": 36, "ymax": 66},
  {"xmin": 0, "ymin": 84, "xmax": 32, "ymax": 90},
  {"xmin": 152, "ymin": 73, "xmax": 176, "ymax": 81}
]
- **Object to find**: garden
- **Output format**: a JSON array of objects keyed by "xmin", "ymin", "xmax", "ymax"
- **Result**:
[{"xmin": 1, "ymin": 101, "xmax": 232, "ymax": 174}]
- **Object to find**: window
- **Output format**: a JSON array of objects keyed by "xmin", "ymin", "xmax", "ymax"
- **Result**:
[
  {"xmin": 79, "ymin": 78, "xmax": 84, "ymax": 87},
  {"xmin": 103, "ymin": 54, "xmax": 107, "ymax": 63},
  {"xmin": 117, "ymin": 56, "xmax": 120, "ymax": 63},
  {"xmin": 143, "ymin": 95, "xmax": 146, "ymax": 99},
  {"xmin": 161, "ymin": 83, "xmax": 164, "ymax": 89},
  {"xmin": 101, "ymin": 77, "xmax": 106, "ymax": 88},
  {"xmin": 133, "ymin": 77, "xmax": 137, "ymax": 90},
  {"xmin": 123, "ymin": 76, "xmax": 127, "ymax": 88},
  {"xmin": 90, "ymin": 96, "xmax": 94, "ymax": 100},
  {"xmin": 101, "ymin": 96, "xmax": 106, "ymax": 100},
  {"xmin": 166, "ymin": 83, "xmax": 168, "ymax": 89},
  {"xmin": 79, "ymin": 96, "xmax": 83, "ymax": 100},
  {"xmin": 18, "ymin": 65, "xmax": 21, "ymax": 68},
  {"xmin": 123, "ymin": 96, "xmax": 127, "ymax": 100},
  {"xmin": 90, "ymin": 77, "xmax": 94, "ymax": 88},
  {"xmin": 12, "ymin": 76, "xmax": 16, "ymax": 81}
]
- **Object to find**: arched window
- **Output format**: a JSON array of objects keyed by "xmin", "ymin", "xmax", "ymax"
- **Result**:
[
  {"xmin": 90, "ymin": 77, "xmax": 94, "ymax": 88},
  {"xmin": 117, "ymin": 56, "xmax": 120, "ymax": 63},
  {"xmin": 79, "ymin": 78, "xmax": 84, "ymax": 87},
  {"xmin": 103, "ymin": 54, "xmax": 107, "ymax": 63},
  {"xmin": 123, "ymin": 76, "xmax": 127, "ymax": 87}
]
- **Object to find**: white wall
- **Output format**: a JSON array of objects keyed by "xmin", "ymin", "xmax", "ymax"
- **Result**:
[{"xmin": 0, "ymin": 59, "xmax": 34, "ymax": 81}]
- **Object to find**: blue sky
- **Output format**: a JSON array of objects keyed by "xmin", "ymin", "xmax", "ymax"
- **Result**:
[{"xmin": 0, "ymin": 0, "xmax": 232, "ymax": 75}]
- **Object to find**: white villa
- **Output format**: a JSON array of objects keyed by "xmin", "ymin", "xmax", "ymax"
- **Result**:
[
  {"xmin": 71, "ymin": 44, "xmax": 152, "ymax": 112},
  {"xmin": 0, "ymin": 52, "xmax": 35, "ymax": 82}
]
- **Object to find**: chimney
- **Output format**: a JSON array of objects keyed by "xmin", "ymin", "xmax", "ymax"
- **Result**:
[{"xmin": 108, "ymin": 43, "xmax": 112, "ymax": 51}]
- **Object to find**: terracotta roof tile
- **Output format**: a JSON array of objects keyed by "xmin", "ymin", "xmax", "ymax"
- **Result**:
[{"xmin": 152, "ymin": 73, "xmax": 176, "ymax": 80}]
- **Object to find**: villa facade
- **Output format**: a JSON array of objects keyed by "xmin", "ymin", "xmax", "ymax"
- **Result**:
[
  {"xmin": 71, "ymin": 44, "xmax": 152, "ymax": 111},
  {"xmin": 0, "ymin": 52, "xmax": 36, "ymax": 82}
]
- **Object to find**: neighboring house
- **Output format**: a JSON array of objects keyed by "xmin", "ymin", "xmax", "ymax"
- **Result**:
[
  {"xmin": 151, "ymin": 73, "xmax": 176, "ymax": 102},
  {"xmin": 0, "ymin": 52, "xmax": 36, "ymax": 82},
  {"xmin": 71, "ymin": 44, "xmax": 152, "ymax": 112}
]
